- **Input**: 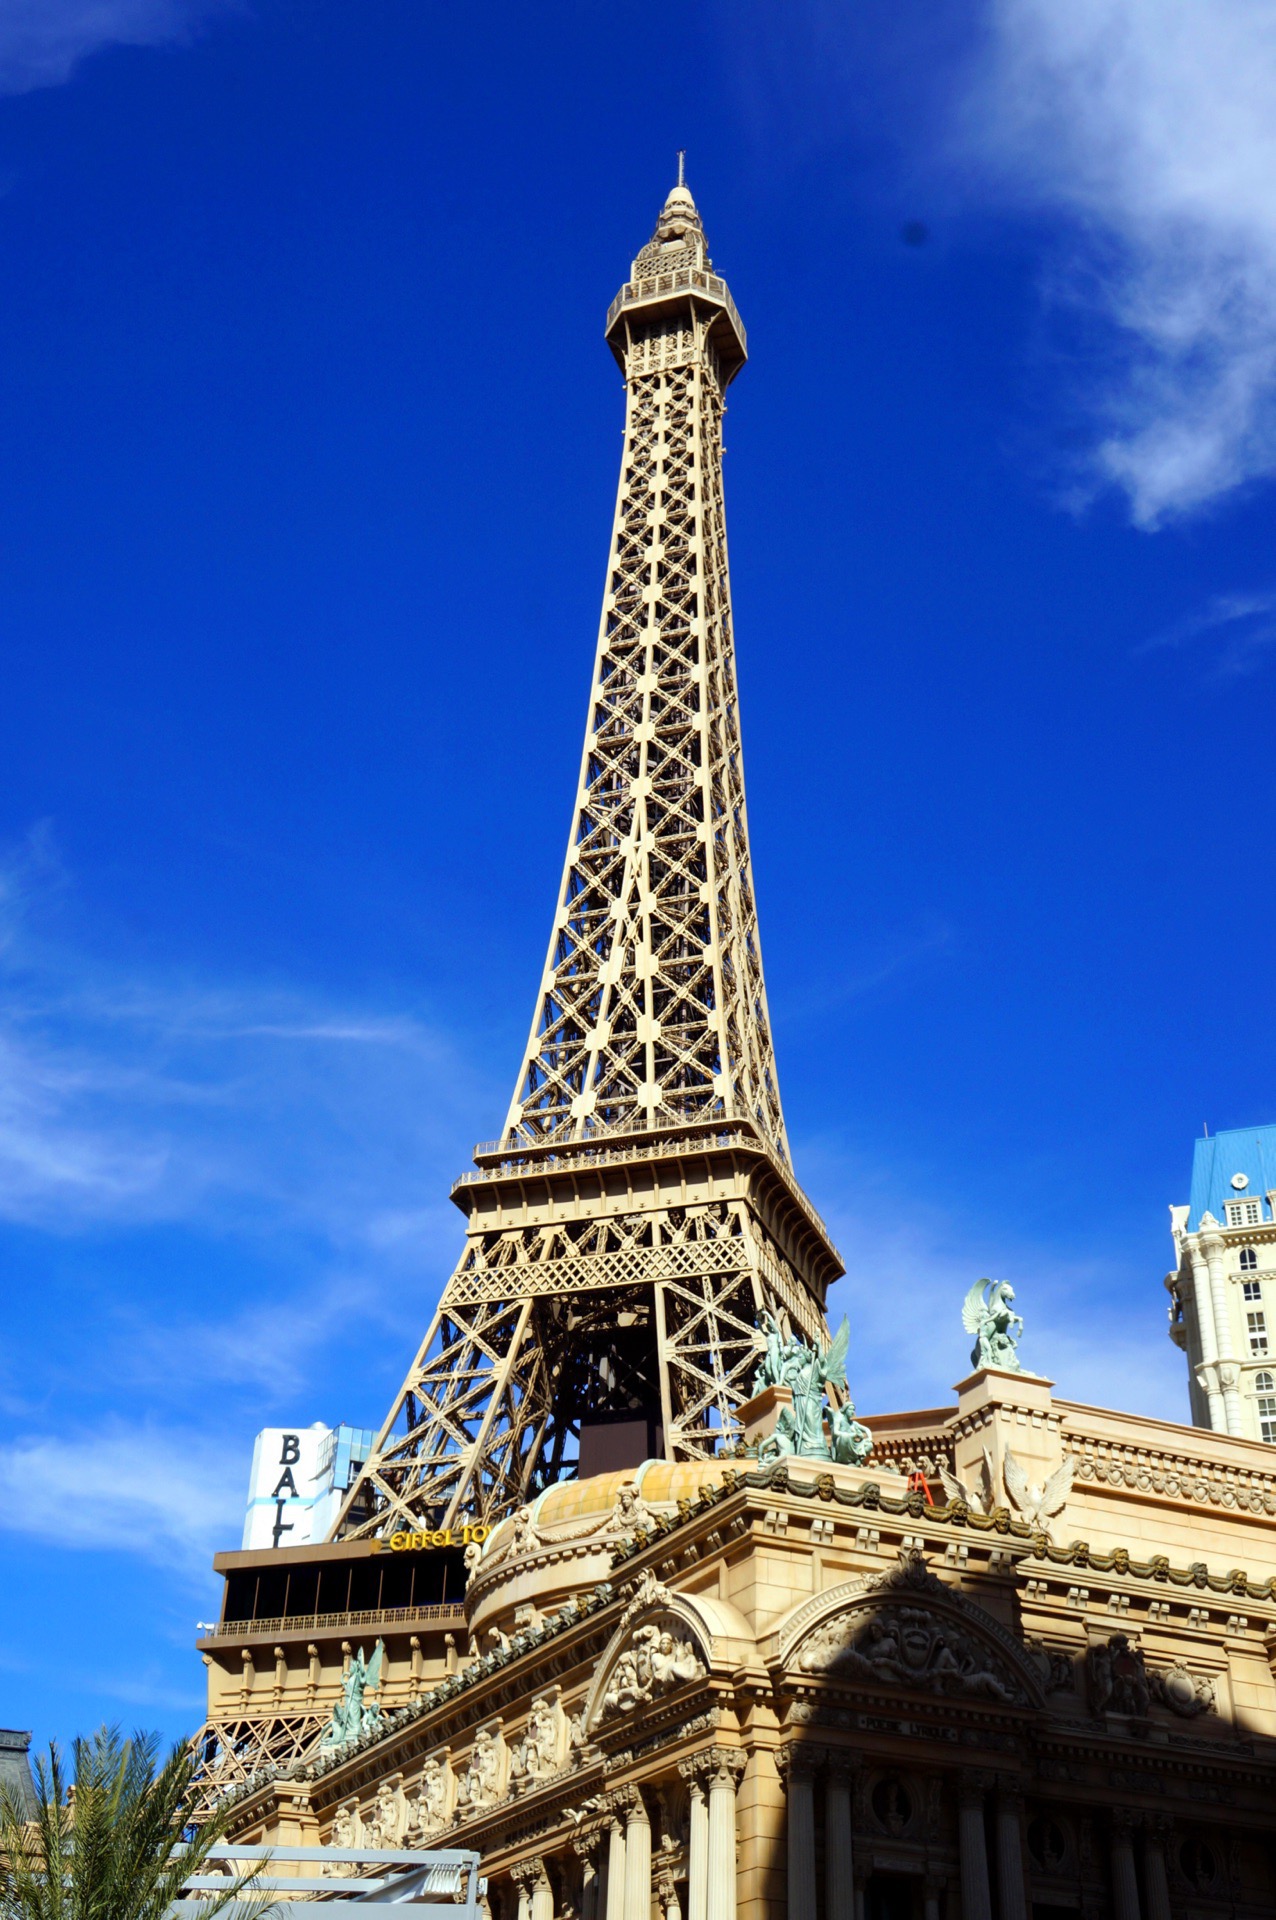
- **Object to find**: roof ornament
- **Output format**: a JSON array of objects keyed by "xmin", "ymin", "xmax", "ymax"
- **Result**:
[
  {"xmin": 963, "ymin": 1278, "xmax": 1024, "ymax": 1373},
  {"xmin": 677, "ymin": 148, "xmax": 686, "ymax": 188}
]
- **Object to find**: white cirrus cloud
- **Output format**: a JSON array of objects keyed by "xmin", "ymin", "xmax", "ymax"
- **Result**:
[
  {"xmin": 1139, "ymin": 587, "xmax": 1276, "ymax": 675},
  {"xmin": 0, "ymin": 0, "xmax": 238, "ymax": 96},
  {"xmin": 961, "ymin": 0, "xmax": 1276, "ymax": 526},
  {"xmin": 0, "ymin": 1423, "xmax": 243, "ymax": 1579},
  {"xmin": 0, "ymin": 833, "xmax": 495, "ymax": 1240}
]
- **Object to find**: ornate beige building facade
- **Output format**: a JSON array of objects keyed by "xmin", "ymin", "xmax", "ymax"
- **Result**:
[
  {"xmin": 203, "ymin": 1365, "xmax": 1276, "ymax": 1917},
  {"xmin": 196, "ymin": 181, "xmax": 1276, "ymax": 1918}
]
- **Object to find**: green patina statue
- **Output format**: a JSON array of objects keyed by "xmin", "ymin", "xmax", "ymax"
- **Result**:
[
  {"xmin": 753, "ymin": 1312, "xmax": 872, "ymax": 1466},
  {"xmin": 320, "ymin": 1638, "xmax": 386, "ymax": 1750},
  {"xmin": 962, "ymin": 1277, "xmax": 1024, "ymax": 1373}
]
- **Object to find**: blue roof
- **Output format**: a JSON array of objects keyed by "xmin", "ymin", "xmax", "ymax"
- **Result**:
[{"xmin": 1188, "ymin": 1125, "xmax": 1276, "ymax": 1229}]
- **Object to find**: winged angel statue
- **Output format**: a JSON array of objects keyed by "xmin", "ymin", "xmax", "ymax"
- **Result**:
[
  {"xmin": 754, "ymin": 1314, "xmax": 872, "ymax": 1465},
  {"xmin": 320, "ymin": 1639, "xmax": 385, "ymax": 1750},
  {"xmin": 962, "ymin": 1278, "xmax": 1024, "ymax": 1373}
]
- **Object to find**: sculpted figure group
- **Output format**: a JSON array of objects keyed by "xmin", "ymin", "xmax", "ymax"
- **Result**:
[
  {"xmin": 600, "ymin": 1620, "xmax": 706, "ymax": 1719},
  {"xmin": 753, "ymin": 1313, "xmax": 873, "ymax": 1467},
  {"xmin": 319, "ymin": 1641, "xmax": 386, "ymax": 1751},
  {"xmin": 798, "ymin": 1603, "xmax": 1022, "ymax": 1704},
  {"xmin": 1088, "ymin": 1633, "xmax": 1215, "ymax": 1720}
]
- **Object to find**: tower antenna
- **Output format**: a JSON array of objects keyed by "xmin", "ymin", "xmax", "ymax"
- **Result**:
[{"xmin": 677, "ymin": 149, "xmax": 686, "ymax": 187}]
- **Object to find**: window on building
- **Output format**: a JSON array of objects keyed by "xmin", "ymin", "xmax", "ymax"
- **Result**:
[
  {"xmin": 1240, "ymin": 1247, "xmax": 1259, "ymax": 1270},
  {"xmin": 1257, "ymin": 1396, "xmax": 1276, "ymax": 1443},
  {"xmin": 1247, "ymin": 1310, "xmax": 1269, "ymax": 1355},
  {"xmin": 1227, "ymin": 1199, "xmax": 1263, "ymax": 1226},
  {"xmin": 1255, "ymin": 1371, "xmax": 1275, "ymax": 1392},
  {"xmin": 1243, "ymin": 1279, "xmax": 1263, "ymax": 1302}
]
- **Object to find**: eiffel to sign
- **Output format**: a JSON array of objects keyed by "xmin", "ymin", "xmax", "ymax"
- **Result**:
[{"xmin": 334, "ymin": 176, "xmax": 843, "ymax": 1537}]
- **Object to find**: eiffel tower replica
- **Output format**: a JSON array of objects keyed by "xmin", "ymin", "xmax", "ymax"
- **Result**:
[{"xmin": 332, "ymin": 167, "xmax": 843, "ymax": 1541}]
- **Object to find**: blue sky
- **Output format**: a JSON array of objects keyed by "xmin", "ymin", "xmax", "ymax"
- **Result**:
[{"xmin": 1, "ymin": 0, "xmax": 1275, "ymax": 1753}]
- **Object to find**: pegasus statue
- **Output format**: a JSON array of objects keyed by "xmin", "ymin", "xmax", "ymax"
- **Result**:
[{"xmin": 962, "ymin": 1278, "xmax": 1024, "ymax": 1373}]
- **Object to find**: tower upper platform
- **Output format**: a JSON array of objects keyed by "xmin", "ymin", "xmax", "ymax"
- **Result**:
[{"xmin": 605, "ymin": 178, "xmax": 747, "ymax": 385}]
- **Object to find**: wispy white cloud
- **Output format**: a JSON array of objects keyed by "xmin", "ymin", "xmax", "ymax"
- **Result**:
[
  {"xmin": 776, "ymin": 920, "xmax": 954, "ymax": 1026},
  {"xmin": 0, "ymin": 1422, "xmax": 242, "ymax": 1580},
  {"xmin": 0, "ymin": 836, "xmax": 493, "ymax": 1240},
  {"xmin": 0, "ymin": 0, "xmax": 237, "ymax": 96},
  {"xmin": 1139, "ymin": 587, "xmax": 1276, "ymax": 676},
  {"xmin": 961, "ymin": 0, "xmax": 1276, "ymax": 526},
  {"xmin": 807, "ymin": 1136, "xmax": 1186, "ymax": 1424}
]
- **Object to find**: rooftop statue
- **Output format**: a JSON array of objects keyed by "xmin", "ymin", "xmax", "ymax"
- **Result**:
[
  {"xmin": 319, "ymin": 1639, "xmax": 385, "ymax": 1750},
  {"xmin": 754, "ymin": 1313, "xmax": 872, "ymax": 1466},
  {"xmin": 962, "ymin": 1278, "xmax": 1024, "ymax": 1374}
]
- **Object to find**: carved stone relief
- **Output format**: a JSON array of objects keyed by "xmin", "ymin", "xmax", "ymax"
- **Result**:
[
  {"xmin": 599, "ymin": 1619, "xmax": 707, "ymax": 1722},
  {"xmin": 796, "ymin": 1602, "xmax": 1025, "ymax": 1704},
  {"xmin": 1086, "ymin": 1634, "xmax": 1216, "ymax": 1719},
  {"xmin": 412, "ymin": 1748, "xmax": 456, "ymax": 1836},
  {"xmin": 458, "ymin": 1720, "xmax": 511, "ymax": 1808}
]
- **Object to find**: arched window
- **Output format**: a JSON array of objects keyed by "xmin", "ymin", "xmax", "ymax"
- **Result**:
[
  {"xmin": 1240, "ymin": 1247, "xmax": 1259, "ymax": 1270},
  {"xmin": 1254, "ymin": 1371, "xmax": 1274, "ymax": 1393}
]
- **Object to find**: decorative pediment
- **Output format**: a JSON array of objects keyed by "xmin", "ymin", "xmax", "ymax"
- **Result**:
[
  {"xmin": 583, "ymin": 1596, "xmax": 711, "ymax": 1730},
  {"xmin": 775, "ymin": 1556, "xmax": 1045, "ymax": 1709}
]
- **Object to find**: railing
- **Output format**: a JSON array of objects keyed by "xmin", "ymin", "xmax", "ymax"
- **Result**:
[
  {"xmin": 605, "ymin": 268, "xmax": 746, "ymax": 351},
  {"xmin": 202, "ymin": 1604, "xmax": 466, "ymax": 1641},
  {"xmin": 170, "ymin": 1844, "xmax": 483, "ymax": 1918},
  {"xmin": 458, "ymin": 1117, "xmax": 837, "ymax": 1252}
]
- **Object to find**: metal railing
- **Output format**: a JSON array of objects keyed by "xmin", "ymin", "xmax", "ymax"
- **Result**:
[
  {"xmin": 170, "ymin": 1844, "xmax": 483, "ymax": 1916},
  {"xmin": 202, "ymin": 1605, "xmax": 466, "ymax": 1641},
  {"xmin": 605, "ymin": 269, "xmax": 746, "ymax": 351},
  {"xmin": 459, "ymin": 1117, "xmax": 836, "ymax": 1251}
]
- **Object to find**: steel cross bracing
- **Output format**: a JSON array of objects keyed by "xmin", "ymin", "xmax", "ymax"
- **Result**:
[{"xmin": 332, "ymin": 182, "xmax": 843, "ymax": 1540}]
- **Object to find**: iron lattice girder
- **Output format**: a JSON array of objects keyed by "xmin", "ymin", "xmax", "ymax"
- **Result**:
[
  {"xmin": 502, "ymin": 220, "xmax": 783, "ymax": 1155},
  {"xmin": 333, "ymin": 1117, "xmax": 842, "ymax": 1538},
  {"xmin": 332, "ymin": 188, "xmax": 840, "ymax": 1540}
]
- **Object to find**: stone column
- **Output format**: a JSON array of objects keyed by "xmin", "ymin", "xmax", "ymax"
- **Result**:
[
  {"xmin": 575, "ymin": 1836, "xmax": 601, "ymax": 1920},
  {"xmin": 657, "ymin": 1872, "xmax": 682, "ymax": 1920},
  {"xmin": 957, "ymin": 1774, "xmax": 992, "ymax": 1920},
  {"xmin": 1111, "ymin": 1814, "xmax": 1142, "ymax": 1920},
  {"xmin": 606, "ymin": 1817, "xmax": 627, "ymax": 1920},
  {"xmin": 922, "ymin": 1880, "xmax": 942, "ymax": 1920},
  {"xmin": 514, "ymin": 1870, "xmax": 534, "ymax": 1920},
  {"xmin": 705, "ymin": 1754, "xmax": 740, "ymax": 1920},
  {"xmin": 1144, "ymin": 1820, "xmax": 1172, "ymax": 1920},
  {"xmin": 994, "ymin": 1785, "xmax": 1028, "ymax": 1920},
  {"xmin": 684, "ymin": 1775, "xmax": 708, "ymax": 1920},
  {"xmin": 532, "ymin": 1866, "xmax": 555, "ymax": 1920},
  {"xmin": 785, "ymin": 1752, "xmax": 817, "ymax": 1920},
  {"xmin": 1203, "ymin": 1235, "xmax": 1243, "ymax": 1436},
  {"xmin": 825, "ymin": 1759, "xmax": 856, "ymax": 1920},
  {"xmin": 624, "ymin": 1795, "xmax": 652, "ymax": 1920}
]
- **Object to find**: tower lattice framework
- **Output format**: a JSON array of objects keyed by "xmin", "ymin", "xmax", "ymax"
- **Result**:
[{"xmin": 333, "ymin": 179, "xmax": 843, "ymax": 1539}]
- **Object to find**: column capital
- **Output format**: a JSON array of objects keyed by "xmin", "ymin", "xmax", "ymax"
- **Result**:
[
  {"xmin": 775, "ymin": 1742, "xmax": 822, "ymax": 1783},
  {"xmin": 1111, "ymin": 1808, "xmax": 1140, "ymax": 1839},
  {"xmin": 958, "ymin": 1769, "xmax": 993, "ymax": 1808},
  {"xmin": 684, "ymin": 1745, "xmax": 745, "ymax": 1787},
  {"xmin": 511, "ymin": 1858, "xmax": 549, "ymax": 1889},
  {"xmin": 825, "ymin": 1748, "xmax": 862, "ymax": 1786}
]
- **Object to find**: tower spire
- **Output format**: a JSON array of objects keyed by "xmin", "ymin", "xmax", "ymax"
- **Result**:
[
  {"xmin": 330, "ymin": 185, "xmax": 841, "ymax": 1537},
  {"xmin": 677, "ymin": 148, "xmax": 686, "ymax": 188}
]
